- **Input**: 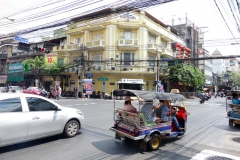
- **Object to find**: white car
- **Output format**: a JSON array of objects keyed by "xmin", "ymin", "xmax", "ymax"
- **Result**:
[{"xmin": 0, "ymin": 93, "xmax": 85, "ymax": 147}]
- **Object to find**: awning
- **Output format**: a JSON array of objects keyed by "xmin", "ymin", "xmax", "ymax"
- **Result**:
[{"xmin": 7, "ymin": 76, "xmax": 24, "ymax": 82}]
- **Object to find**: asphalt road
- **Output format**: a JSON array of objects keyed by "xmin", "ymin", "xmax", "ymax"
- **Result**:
[{"xmin": 0, "ymin": 97, "xmax": 240, "ymax": 160}]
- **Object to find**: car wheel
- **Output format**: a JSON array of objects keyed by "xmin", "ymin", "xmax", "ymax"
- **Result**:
[
  {"xmin": 63, "ymin": 120, "xmax": 79, "ymax": 138},
  {"xmin": 148, "ymin": 134, "xmax": 161, "ymax": 151}
]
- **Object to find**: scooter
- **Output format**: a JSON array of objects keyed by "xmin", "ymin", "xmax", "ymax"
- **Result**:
[
  {"xmin": 199, "ymin": 97, "xmax": 204, "ymax": 104},
  {"xmin": 104, "ymin": 93, "xmax": 112, "ymax": 100},
  {"xmin": 40, "ymin": 90, "xmax": 50, "ymax": 98}
]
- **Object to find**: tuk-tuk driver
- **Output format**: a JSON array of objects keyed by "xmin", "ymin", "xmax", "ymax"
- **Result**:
[
  {"xmin": 154, "ymin": 100, "xmax": 183, "ymax": 131},
  {"xmin": 123, "ymin": 97, "xmax": 137, "ymax": 113}
]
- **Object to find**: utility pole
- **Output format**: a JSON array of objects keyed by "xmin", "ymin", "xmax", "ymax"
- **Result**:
[
  {"xmin": 74, "ymin": 43, "xmax": 87, "ymax": 99},
  {"xmin": 155, "ymin": 47, "xmax": 159, "ymax": 92},
  {"xmin": 81, "ymin": 43, "xmax": 85, "ymax": 99}
]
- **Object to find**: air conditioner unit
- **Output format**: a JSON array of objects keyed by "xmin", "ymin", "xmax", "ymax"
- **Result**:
[
  {"xmin": 123, "ymin": 68, "xmax": 128, "ymax": 71},
  {"xmin": 111, "ymin": 67, "xmax": 115, "ymax": 70}
]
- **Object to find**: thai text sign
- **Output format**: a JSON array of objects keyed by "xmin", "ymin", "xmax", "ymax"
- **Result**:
[
  {"xmin": 8, "ymin": 63, "xmax": 23, "ymax": 73},
  {"xmin": 14, "ymin": 36, "xmax": 28, "ymax": 43},
  {"xmin": 45, "ymin": 53, "xmax": 58, "ymax": 66}
]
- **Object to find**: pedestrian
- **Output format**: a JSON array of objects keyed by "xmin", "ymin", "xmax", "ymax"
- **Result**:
[{"xmin": 57, "ymin": 85, "xmax": 62, "ymax": 100}]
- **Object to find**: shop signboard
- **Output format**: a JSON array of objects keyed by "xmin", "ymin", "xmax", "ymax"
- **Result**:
[
  {"xmin": 0, "ymin": 76, "xmax": 7, "ymax": 84},
  {"xmin": 8, "ymin": 63, "xmax": 23, "ymax": 73},
  {"xmin": 45, "ymin": 53, "xmax": 58, "ymax": 66}
]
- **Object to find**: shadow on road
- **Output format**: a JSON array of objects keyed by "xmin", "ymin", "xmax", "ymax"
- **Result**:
[
  {"xmin": 0, "ymin": 131, "xmax": 82, "ymax": 154},
  {"xmin": 213, "ymin": 124, "xmax": 240, "ymax": 132}
]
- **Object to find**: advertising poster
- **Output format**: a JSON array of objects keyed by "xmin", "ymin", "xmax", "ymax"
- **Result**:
[
  {"xmin": 83, "ymin": 79, "xmax": 92, "ymax": 95},
  {"xmin": 45, "ymin": 53, "xmax": 58, "ymax": 66},
  {"xmin": 0, "ymin": 76, "xmax": 7, "ymax": 84}
]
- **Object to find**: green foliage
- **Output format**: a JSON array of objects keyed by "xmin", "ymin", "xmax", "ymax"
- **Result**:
[
  {"xmin": 53, "ymin": 28, "xmax": 66, "ymax": 38},
  {"xmin": 22, "ymin": 56, "xmax": 45, "ymax": 72},
  {"xmin": 168, "ymin": 63, "xmax": 205, "ymax": 87},
  {"xmin": 222, "ymin": 72, "xmax": 240, "ymax": 87},
  {"xmin": 45, "ymin": 60, "xmax": 69, "ymax": 75}
]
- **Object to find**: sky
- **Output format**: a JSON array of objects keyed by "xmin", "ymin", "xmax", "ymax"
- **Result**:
[{"xmin": 0, "ymin": 0, "xmax": 240, "ymax": 56}]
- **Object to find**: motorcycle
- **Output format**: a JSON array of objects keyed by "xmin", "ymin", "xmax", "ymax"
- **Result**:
[
  {"xmin": 40, "ymin": 90, "xmax": 50, "ymax": 98},
  {"xmin": 199, "ymin": 97, "xmax": 204, "ymax": 104},
  {"xmin": 104, "ymin": 92, "xmax": 112, "ymax": 100}
]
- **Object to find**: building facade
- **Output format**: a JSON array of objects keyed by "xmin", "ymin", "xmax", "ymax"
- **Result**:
[
  {"xmin": 212, "ymin": 49, "xmax": 226, "ymax": 74},
  {"xmin": 55, "ymin": 9, "xmax": 186, "ymax": 94},
  {"xmin": 225, "ymin": 58, "xmax": 238, "ymax": 72}
]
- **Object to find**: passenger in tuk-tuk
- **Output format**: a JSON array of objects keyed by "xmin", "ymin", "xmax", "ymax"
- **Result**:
[
  {"xmin": 154, "ymin": 100, "xmax": 182, "ymax": 131},
  {"xmin": 123, "ymin": 96, "xmax": 137, "ymax": 113},
  {"xmin": 231, "ymin": 93, "xmax": 240, "ymax": 104},
  {"xmin": 140, "ymin": 100, "xmax": 155, "ymax": 122}
]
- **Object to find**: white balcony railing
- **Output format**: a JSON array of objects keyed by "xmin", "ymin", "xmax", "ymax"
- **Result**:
[
  {"xmin": 86, "ymin": 40, "xmax": 105, "ymax": 50},
  {"xmin": 67, "ymin": 43, "xmax": 81, "ymax": 51},
  {"xmin": 118, "ymin": 39, "xmax": 138, "ymax": 50}
]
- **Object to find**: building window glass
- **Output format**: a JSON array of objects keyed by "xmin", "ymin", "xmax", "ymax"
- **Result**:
[
  {"xmin": 120, "ymin": 52, "xmax": 135, "ymax": 65},
  {"xmin": 92, "ymin": 33, "xmax": 103, "ymax": 41},
  {"xmin": 149, "ymin": 55, "xmax": 155, "ymax": 67},
  {"xmin": 149, "ymin": 33, "xmax": 156, "ymax": 43},
  {"xmin": 92, "ymin": 53, "xmax": 102, "ymax": 65}
]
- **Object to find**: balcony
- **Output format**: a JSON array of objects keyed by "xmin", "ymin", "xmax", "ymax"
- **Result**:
[
  {"xmin": 53, "ymin": 45, "xmax": 66, "ymax": 52},
  {"xmin": 117, "ymin": 39, "xmax": 138, "ymax": 50},
  {"xmin": 67, "ymin": 43, "xmax": 81, "ymax": 52},
  {"xmin": 0, "ymin": 54, "xmax": 7, "ymax": 59},
  {"xmin": 147, "ymin": 43, "xmax": 162, "ymax": 53},
  {"xmin": 86, "ymin": 40, "xmax": 105, "ymax": 50},
  {"xmin": 162, "ymin": 48, "xmax": 173, "ymax": 57}
]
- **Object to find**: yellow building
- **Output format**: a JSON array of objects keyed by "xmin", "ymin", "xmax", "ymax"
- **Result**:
[{"xmin": 53, "ymin": 9, "xmax": 185, "ymax": 94}]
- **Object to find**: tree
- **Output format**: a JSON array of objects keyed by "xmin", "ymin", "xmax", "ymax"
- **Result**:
[
  {"xmin": 53, "ymin": 28, "xmax": 66, "ymax": 39},
  {"xmin": 222, "ymin": 72, "xmax": 240, "ymax": 88},
  {"xmin": 44, "ymin": 60, "xmax": 70, "ymax": 80},
  {"xmin": 168, "ymin": 63, "xmax": 205, "ymax": 89},
  {"xmin": 22, "ymin": 56, "xmax": 45, "ymax": 87}
]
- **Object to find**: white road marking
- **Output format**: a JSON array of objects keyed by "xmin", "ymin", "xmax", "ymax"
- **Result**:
[
  {"xmin": 66, "ymin": 105, "xmax": 73, "ymax": 106},
  {"xmin": 190, "ymin": 150, "xmax": 240, "ymax": 160},
  {"xmin": 74, "ymin": 104, "xmax": 82, "ymax": 105}
]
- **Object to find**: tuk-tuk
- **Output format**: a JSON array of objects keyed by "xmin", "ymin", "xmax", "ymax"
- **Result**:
[
  {"xmin": 110, "ymin": 89, "xmax": 189, "ymax": 151},
  {"xmin": 226, "ymin": 91, "xmax": 240, "ymax": 126}
]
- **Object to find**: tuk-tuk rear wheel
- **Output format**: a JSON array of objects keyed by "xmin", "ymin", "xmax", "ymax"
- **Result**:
[{"xmin": 148, "ymin": 134, "xmax": 161, "ymax": 151}]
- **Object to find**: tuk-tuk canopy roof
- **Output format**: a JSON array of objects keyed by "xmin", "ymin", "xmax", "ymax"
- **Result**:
[
  {"xmin": 226, "ymin": 91, "xmax": 240, "ymax": 96},
  {"xmin": 113, "ymin": 89, "xmax": 186, "ymax": 101}
]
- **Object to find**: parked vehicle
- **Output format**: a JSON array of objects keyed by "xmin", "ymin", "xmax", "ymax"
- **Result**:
[
  {"xmin": 39, "ymin": 90, "xmax": 50, "ymax": 98},
  {"xmin": 104, "ymin": 92, "xmax": 112, "ymax": 100},
  {"xmin": 22, "ymin": 87, "xmax": 40, "ymax": 95},
  {"xmin": 0, "ymin": 87, "xmax": 6, "ymax": 93},
  {"xmin": 110, "ymin": 89, "xmax": 189, "ymax": 151},
  {"xmin": 0, "ymin": 93, "xmax": 85, "ymax": 147},
  {"xmin": 9, "ymin": 86, "xmax": 22, "ymax": 93},
  {"xmin": 225, "ymin": 91, "xmax": 240, "ymax": 126}
]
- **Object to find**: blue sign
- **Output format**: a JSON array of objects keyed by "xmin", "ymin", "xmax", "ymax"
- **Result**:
[
  {"xmin": 14, "ymin": 36, "xmax": 28, "ymax": 43},
  {"xmin": 161, "ymin": 58, "xmax": 170, "ymax": 61},
  {"xmin": 86, "ymin": 73, "xmax": 93, "ymax": 79}
]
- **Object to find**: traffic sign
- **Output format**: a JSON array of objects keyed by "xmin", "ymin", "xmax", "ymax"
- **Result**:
[
  {"xmin": 14, "ymin": 36, "xmax": 28, "ymax": 43},
  {"xmin": 97, "ymin": 77, "xmax": 109, "ymax": 81}
]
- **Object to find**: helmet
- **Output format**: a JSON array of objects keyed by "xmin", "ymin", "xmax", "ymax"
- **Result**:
[{"xmin": 201, "ymin": 91, "xmax": 204, "ymax": 93}]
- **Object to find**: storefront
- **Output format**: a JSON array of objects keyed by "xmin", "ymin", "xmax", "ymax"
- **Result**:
[{"xmin": 117, "ymin": 79, "xmax": 145, "ymax": 90}]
